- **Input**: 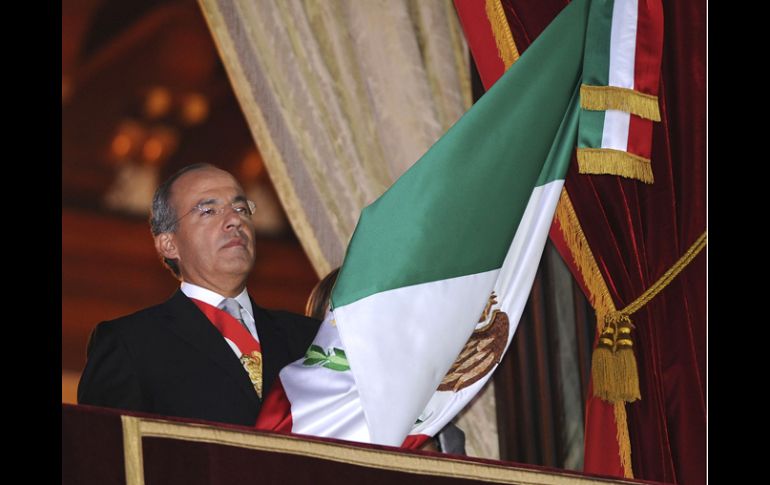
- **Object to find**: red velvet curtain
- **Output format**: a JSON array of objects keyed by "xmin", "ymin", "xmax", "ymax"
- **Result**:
[
  {"xmin": 459, "ymin": 1, "xmax": 706, "ymax": 483},
  {"xmin": 563, "ymin": 0, "xmax": 706, "ymax": 481}
]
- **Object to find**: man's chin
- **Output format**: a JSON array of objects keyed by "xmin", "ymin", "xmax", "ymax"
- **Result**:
[{"xmin": 219, "ymin": 256, "xmax": 256, "ymax": 276}]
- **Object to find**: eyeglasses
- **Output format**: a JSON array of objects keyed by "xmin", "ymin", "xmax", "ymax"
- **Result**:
[{"xmin": 173, "ymin": 199, "xmax": 256, "ymax": 226}]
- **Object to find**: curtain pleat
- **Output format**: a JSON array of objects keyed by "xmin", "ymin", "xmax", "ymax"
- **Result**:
[{"xmin": 198, "ymin": 0, "xmax": 471, "ymax": 275}]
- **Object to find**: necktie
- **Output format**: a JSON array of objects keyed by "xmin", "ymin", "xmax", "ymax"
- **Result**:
[
  {"xmin": 217, "ymin": 298, "xmax": 263, "ymax": 399},
  {"xmin": 219, "ymin": 298, "xmax": 249, "ymax": 334}
]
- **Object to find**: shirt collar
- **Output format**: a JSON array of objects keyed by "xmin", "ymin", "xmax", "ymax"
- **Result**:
[{"xmin": 180, "ymin": 282, "xmax": 254, "ymax": 321}]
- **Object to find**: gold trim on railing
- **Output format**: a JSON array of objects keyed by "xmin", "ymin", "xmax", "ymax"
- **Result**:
[
  {"xmin": 121, "ymin": 416, "xmax": 146, "ymax": 485},
  {"xmin": 119, "ymin": 414, "xmax": 643, "ymax": 485}
]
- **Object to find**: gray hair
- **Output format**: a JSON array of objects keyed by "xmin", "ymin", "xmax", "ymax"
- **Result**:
[{"xmin": 150, "ymin": 163, "xmax": 216, "ymax": 277}]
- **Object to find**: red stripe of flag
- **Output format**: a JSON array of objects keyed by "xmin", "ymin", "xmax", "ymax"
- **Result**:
[
  {"xmin": 400, "ymin": 433, "xmax": 431, "ymax": 449},
  {"xmin": 633, "ymin": 0, "xmax": 664, "ymax": 96}
]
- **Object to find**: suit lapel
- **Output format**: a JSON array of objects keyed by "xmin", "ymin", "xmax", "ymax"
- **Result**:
[
  {"xmin": 250, "ymin": 298, "xmax": 288, "ymax": 398},
  {"xmin": 159, "ymin": 290, "xmax": 261, "ymax": 410}
]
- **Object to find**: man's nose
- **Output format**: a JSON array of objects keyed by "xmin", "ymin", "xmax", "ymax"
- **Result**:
[{"xmin": 222, "ymin": 207, "xmax": 244, "ymax": 228}]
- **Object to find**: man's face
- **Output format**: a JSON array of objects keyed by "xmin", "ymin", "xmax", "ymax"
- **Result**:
[{"xmin": 163, "ymin": 168, "xmax": 256, "ymax": 292}]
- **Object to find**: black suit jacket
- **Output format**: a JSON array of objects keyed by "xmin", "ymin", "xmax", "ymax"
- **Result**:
[{"xmin": 77, "ymin": 290, "xmax": 320, "ymax": 426}]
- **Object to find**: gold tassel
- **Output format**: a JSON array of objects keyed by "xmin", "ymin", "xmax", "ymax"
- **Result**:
[
  {"xmin": 590, "ymin": 231, "xmax": 706, "ymax": 402},
  {"xmin": 613, "ymin": 402, "xmax": 635, "ymax": 479},
  {"xmin": 590, "ymin": 347, "xmax": 615, "ymax": 398},
  {"xmin": 580, "ymin": 84, "xmax": 661, "ymax": 121},
  {"xmin": 577, "ymin": 148, "xmax": 654, "ymax": 184},
  {"xmin": 485, "ymin": 0, "xmax": 519, "ymax": 69},
  {"xmin": 557, "ymin": 193, "xmax": 640, "ymax": 402},
  {"xmin": 592, "ymin": 312, "xmax": 641, "ymax": 403}
]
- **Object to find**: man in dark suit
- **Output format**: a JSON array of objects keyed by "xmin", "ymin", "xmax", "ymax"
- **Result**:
[{"xmin": 78, "ymin": 163, "xmax": 320, "ymax": 427}]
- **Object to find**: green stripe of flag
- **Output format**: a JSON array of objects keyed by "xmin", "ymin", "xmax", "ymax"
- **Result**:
[
  {"xmin": 332, "ymin": 0, "xmax": 590, "ymax": 309},
  {"xmin": 582, "ymin": 0, "xmax": 614, "ymax": 87},
  {"xmin": 578, "ymin": 108, "xmax": 606, "ymax": 148},
  {"xmin": 538, "ymin": 88, "xmax": 580, "ymax": 186}
]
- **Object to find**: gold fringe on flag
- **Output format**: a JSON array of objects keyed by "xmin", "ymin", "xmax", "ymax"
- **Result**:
[
  {"xmin": 485, "ymin": 0, "xmax": 519, "ymax": 69},
  {"xmin": 580, "ymin": 84, "xmax": 661, "ymax": 121},
  {"xmin": 613, "ymin": 402, "xmax": 634, "ymax": 478},
  {"xmin": 577, "ymin": 148, "xmax": 654, "ymax": 184}
]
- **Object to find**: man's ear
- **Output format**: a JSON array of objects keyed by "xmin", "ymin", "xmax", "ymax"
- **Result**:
[{"xmin": 155, "ymin": 233, "xmax": 179, "ymax": 261}]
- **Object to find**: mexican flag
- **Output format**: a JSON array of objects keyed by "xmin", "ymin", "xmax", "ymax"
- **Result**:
[{"xmin": 256, "ymin": 0, "xmax": 590, "ymax": 447}]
